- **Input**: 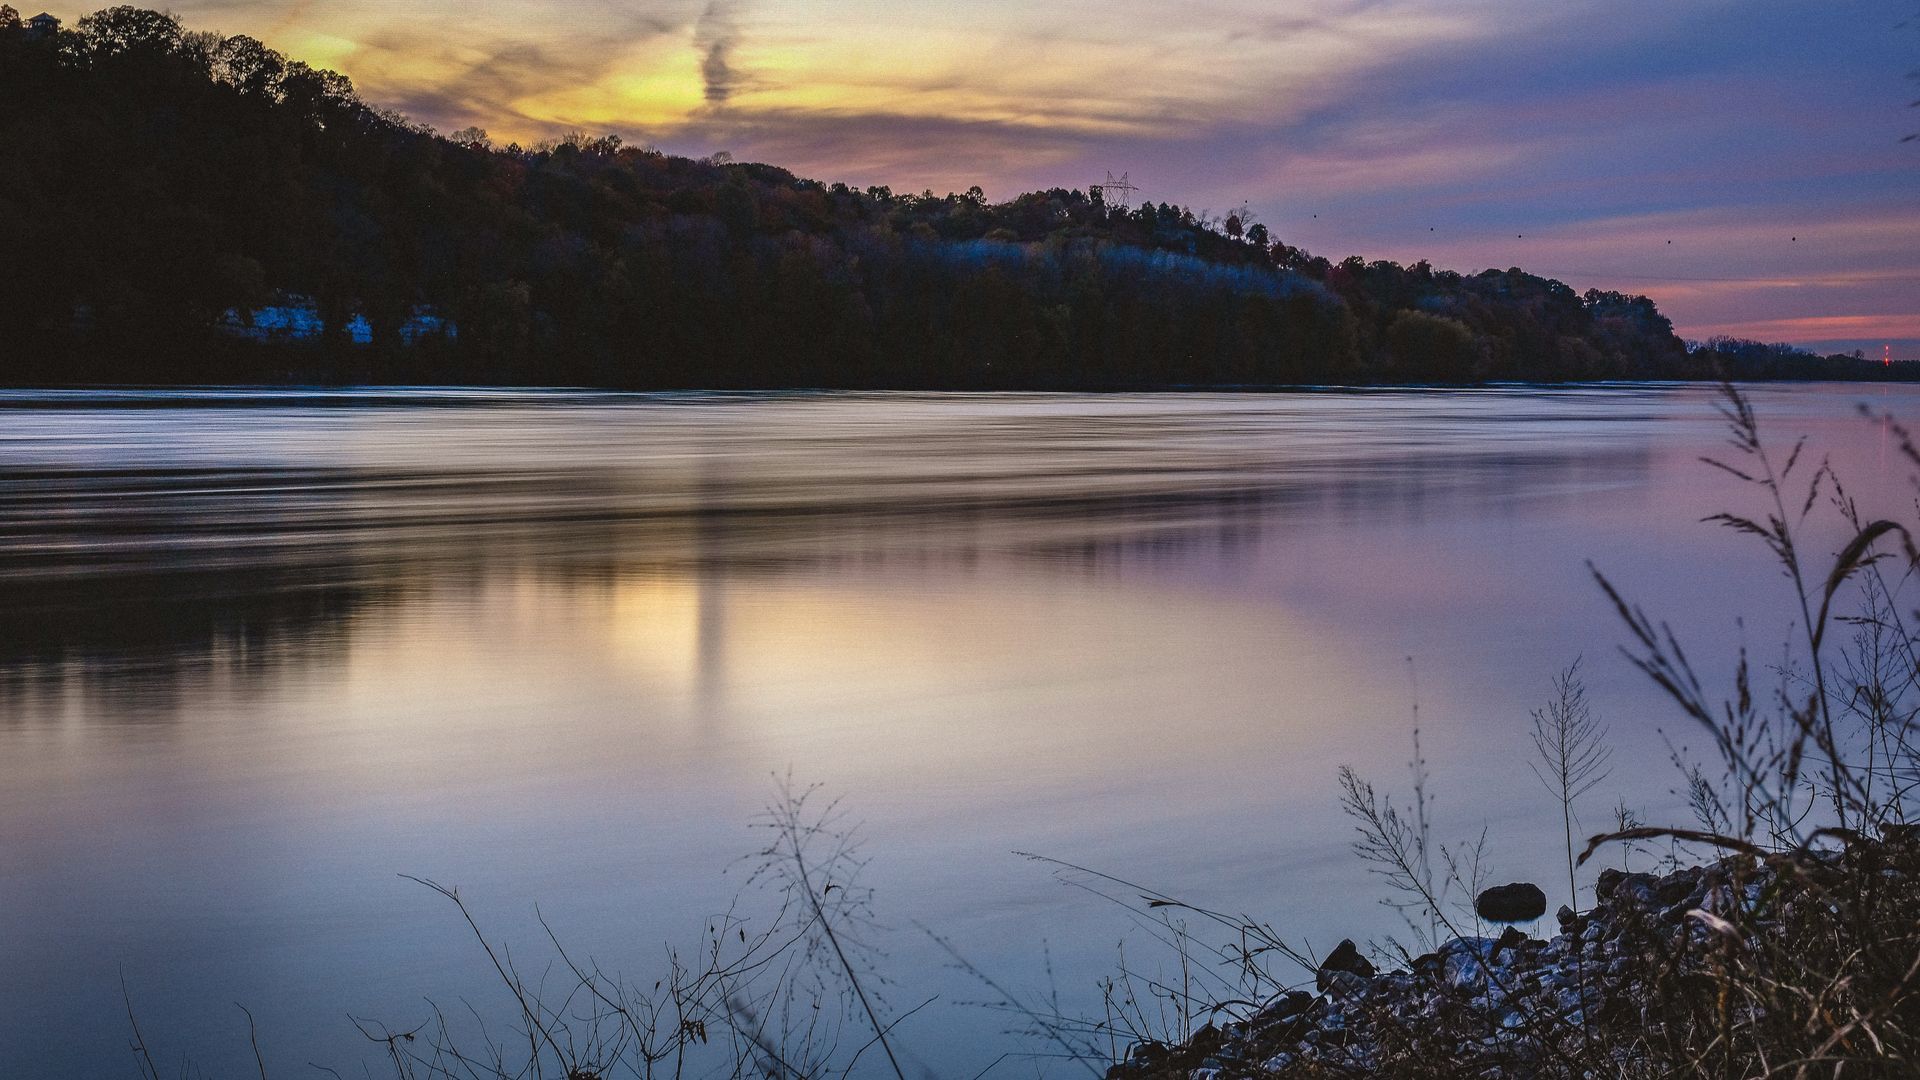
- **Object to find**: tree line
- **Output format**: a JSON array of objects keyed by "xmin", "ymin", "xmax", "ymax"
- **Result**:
[{"xmin": 0, "ymin": 6, "xmax": 1898, "ymax": 387}]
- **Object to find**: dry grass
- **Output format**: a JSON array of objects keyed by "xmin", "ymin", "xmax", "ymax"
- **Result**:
[{"xmin": 1074, "ymin": 384, "xmax": 1920, "ymax": 1079}]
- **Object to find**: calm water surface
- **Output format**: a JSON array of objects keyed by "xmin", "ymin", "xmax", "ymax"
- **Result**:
[{"xmin": 2, "ymin": 385, "xmax": 1916, "ymax": 1077}]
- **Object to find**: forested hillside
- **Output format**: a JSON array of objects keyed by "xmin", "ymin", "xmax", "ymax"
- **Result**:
[{"xmin": 0, "ymin": 7, "xmax": 1888, "ymax": 386}]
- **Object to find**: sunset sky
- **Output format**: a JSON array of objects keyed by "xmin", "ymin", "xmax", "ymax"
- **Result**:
[{"xmin": 147, "ymin": 0, "xmax": 1919, "ymax": 355}]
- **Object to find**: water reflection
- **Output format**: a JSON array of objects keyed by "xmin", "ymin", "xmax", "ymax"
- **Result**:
[
  {"xmin": 1, "ymin": 386, "xmax": 1908, "ymax": 1079},
  {"xmin": 0, "ymin": 446, "xmax": 1650, "ymax": 714}
]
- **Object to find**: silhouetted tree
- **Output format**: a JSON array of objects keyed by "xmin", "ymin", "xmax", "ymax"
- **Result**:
[{"xmin": 6, "ymin": 6, "xmax": 1888, "ymax": 388}]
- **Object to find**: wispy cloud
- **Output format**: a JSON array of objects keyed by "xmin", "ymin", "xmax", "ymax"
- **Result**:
[
  {"xmin": 666, "ymin": 108, "xmax": 1103, "ymax": 189},
  {"xmin": 694, "ymin": 0, "xmax": 740, "ymax": 107},
  {"xmin": 1698, "ymin": 315, "xmax": 1920, "ymax": 337}
]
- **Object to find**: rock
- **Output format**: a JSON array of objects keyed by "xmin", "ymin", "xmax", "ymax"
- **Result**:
[
  {"xmin": 1261, "ymin": 1051, "xmax": 1296, "ymax": 1072},
  {"xmin": 1317, "ymin": 938, "xmax": 1376, "ymax": 991},
  {"xmin": 1410, "ymin": 949, "xmax": 1442, "ymax": 980},
  {"xmin": 1596, "ymin": 867, "xmax": 1624, "ymax": 898},
  {"xmin": 1259, "ymin": 990, "xmax": 1314, "ymax": 1022},
  {"xmin": 1320, "ymin": 969, "xmax": 1369, "ymax": 997},
  {"xmin": 1656, "ymin": 872, "xmax": 1697, "ymax": 906},
  {"xmin": 1438, "ymin": 937, "xmax": 1496, "ymax": 990},
  {"xmin": 1605, "ymin": 872, "xmax": 1657, "ymax": 906},
  {"xmin": 1120, "ymin": 842, "xmax": 1902, "ymax": 1080},
  {"xmin": 1476, "ymin": 882, "xmax": 1548, "ymax": 922}
]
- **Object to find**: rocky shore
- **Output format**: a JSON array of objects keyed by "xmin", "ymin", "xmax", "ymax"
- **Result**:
[{"xmin": 1107, "ymin": 836, "xmax": 1918, "ymax": 1079}]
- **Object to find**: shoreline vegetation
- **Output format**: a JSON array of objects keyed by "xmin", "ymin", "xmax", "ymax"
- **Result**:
[
  {"xmin": 112, "ymin": 377, "xmax": 1920, "ymax": 1079},
  {"xmin": 1090, "ymin": 387, "xmax": 1920, "ymax": 1079},
  {"xmin": 2, "ymin": 7, "xmax": 1907, "ymax": 391}
]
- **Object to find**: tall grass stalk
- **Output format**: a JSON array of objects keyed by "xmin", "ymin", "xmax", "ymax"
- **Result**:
[{"xmin": 1529, "ymin": 660, "xmax": 1612, "ymax": 910}]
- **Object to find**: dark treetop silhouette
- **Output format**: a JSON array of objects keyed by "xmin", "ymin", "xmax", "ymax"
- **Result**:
[{"xmin": 0, "ymin": 6, "xmax": 1898, "ymax": 388}]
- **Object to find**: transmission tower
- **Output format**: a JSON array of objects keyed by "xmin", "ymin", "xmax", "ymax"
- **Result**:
[{"xmin": 1091, "ymin": 170, "xmax": 1138, "ymax": 210}]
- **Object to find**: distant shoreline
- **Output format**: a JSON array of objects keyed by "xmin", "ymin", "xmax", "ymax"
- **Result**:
[
  {"xmin": 4, "ymin": 375, "xmax": 1920, "ymax": 395},
  {"xmin": 5, "ymin": 8, "xmax": 1874, "ymax": 393}
]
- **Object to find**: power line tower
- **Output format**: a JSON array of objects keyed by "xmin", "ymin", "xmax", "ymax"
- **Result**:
[{"xmin": 1091, "ymin": 171, "xmax": 1138, "ymax": 210}]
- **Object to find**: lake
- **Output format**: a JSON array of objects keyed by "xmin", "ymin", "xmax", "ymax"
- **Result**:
[{"xmin": 2, "ymin": 384, "xmax": 1915, "ymax": 1078}]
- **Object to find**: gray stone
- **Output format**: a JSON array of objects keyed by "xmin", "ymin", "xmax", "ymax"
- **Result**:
[
  {"xmin": 1260, "ymin": 990, "xmax": 1314, "ymax": 1022},
  {"xmin": 1595, "ymin": 867, "xmax": 1624, "ymax": 898},
  {"xmin": 1476, "ymin": 882, "xmax": 1548, "ymax": 922},
  {"xmin": 1439, "ymin": 938, "xmax": 1496, "ymax": 990},
  {"xmin": 1316, "ymin": 938, "xmax": 1376, "ymax": 991},
  {"xmin": 1320, "ymin": 969, "xmax": 1369, "ymax": 998}
]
